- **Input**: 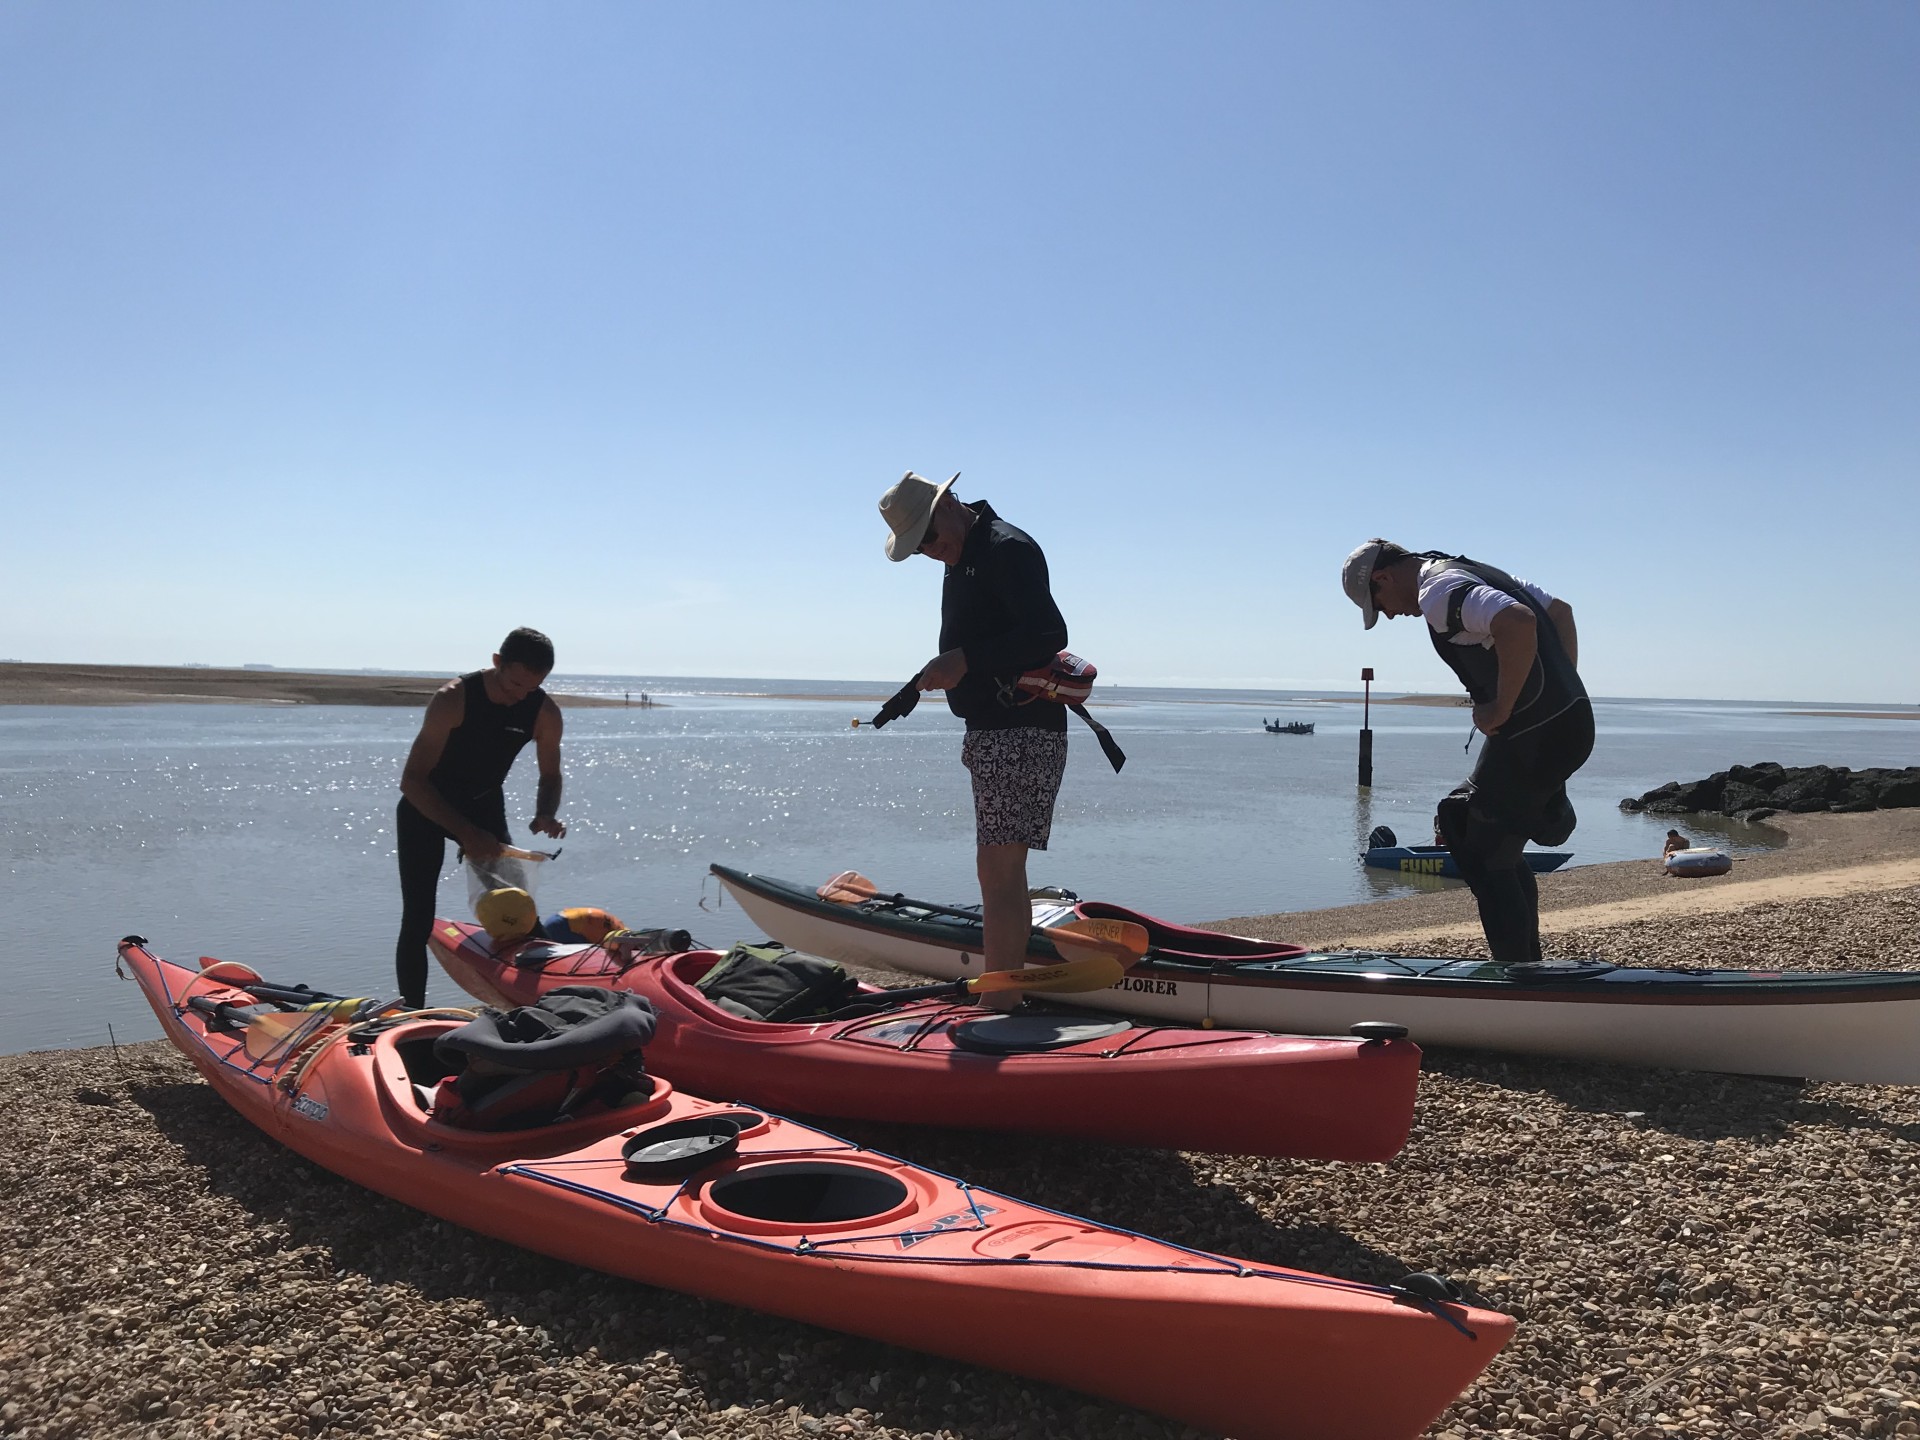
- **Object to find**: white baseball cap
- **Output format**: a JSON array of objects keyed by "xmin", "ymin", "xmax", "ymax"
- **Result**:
[{"xmin": 1343, "ymin": 540, "xmax": 1398, "ymax": 629}]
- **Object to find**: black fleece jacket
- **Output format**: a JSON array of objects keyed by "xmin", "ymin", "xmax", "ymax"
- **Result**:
[{"xmin": 937, "ymin": 500, "xmax": 1070, "ymax": 732}]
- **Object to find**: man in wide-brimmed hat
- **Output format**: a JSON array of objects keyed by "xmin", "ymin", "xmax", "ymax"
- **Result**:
[
  {"xmin": 880, "ymin": 472, "xmax": 1070, "ymax": 1005},
  {"xmin": 1342, "ymin": 539, "xmax": 1591, "ymax": 968}
]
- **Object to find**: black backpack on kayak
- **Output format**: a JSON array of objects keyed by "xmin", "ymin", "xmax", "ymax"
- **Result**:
[
  {"xmin": 694, "ymin": 942, "xmax": 861, "ymax": 1022},
  {"xmin": 431, "ymin": 986, "xmax": 657, "ymax": 1130}
]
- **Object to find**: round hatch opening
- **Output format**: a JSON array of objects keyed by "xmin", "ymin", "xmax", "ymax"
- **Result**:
[{"xmin": 700, "ymin": 1161, "xmax": 916, "ymax": 1234}]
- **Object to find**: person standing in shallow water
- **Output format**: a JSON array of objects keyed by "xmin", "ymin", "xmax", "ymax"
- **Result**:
[
  {"xmin": 880, "ymin": 472, "xmax": 1070, "ymax": 1009},
  {"xmin": 394, "ymin": 628, "xmax": 567, "ymax": 1007},
  {"xmin": 1343, "ymin": 540, "xmax": 1592, "ymax": 968}
]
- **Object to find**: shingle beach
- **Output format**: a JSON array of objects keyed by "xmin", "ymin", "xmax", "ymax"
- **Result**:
[{"xmin": 3, "ymin": 812, "xmax": 1916, "ymax": 1440}]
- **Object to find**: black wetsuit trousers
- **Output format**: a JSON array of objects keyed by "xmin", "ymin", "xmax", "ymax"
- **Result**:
[
  {"xmin": 1436, "ymin": 699, "xmax": 1595, "ymax": 968},
  {"xmin": 395, "ymin": 795, "xmax": 509, "ymax": 1008}
]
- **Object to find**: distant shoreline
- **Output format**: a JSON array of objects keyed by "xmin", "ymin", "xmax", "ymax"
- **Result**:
[
  {"xmin": 0, "ymin": 662, "xmax": 628, "ymax": 709},
  {"xmin": 0, "ymin": 664, "xmax": 1467, "ymax": 711},
  {"xmin": 4, "ymin": 663, "xmax": 1907, "ymax": 714}
]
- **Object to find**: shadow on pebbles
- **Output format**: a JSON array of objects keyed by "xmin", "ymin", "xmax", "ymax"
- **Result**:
[{"xmin": 4, "ymin": 893, "xmax": 1919, "ymax": 1440}]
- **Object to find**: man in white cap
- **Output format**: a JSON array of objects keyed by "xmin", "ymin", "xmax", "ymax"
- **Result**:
[
  {"xmin": 880, "ymin": 472, "xmax": 1070, "ymax": 1005},
  {"xmin": 1342, "ymin": 540, "xmax": 1592, "ymax": 967}
]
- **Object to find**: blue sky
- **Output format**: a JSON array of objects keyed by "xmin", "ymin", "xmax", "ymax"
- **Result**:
[{"xmin": 2, "ymin": 2, "xmax": 1915, "ymax": 701}]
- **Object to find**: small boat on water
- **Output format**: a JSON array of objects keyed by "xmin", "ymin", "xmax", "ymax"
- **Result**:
[
  {"xmin": 1264, "ymin": 718, "xmax": 1315, "ymax": 734},
  {"xmin": 116, "ymin": 935, "xmax": 1510, "ymax": 1439},
  {"xmin": 1364, "ymin": 844, "xmax": 1572, "ymax": 879},
  {"xmin": 428, "ymin": 917, "xmax": 1422, "ymax": 1161},
  {"xmin": 711, "ymin": 865, "xmax": 1920, "ymax": 1084}
]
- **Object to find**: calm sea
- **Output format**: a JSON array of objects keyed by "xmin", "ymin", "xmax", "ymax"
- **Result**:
[{"xmin": 3, "ymin": 679, "xmax": 1913, "ymax": 1055}]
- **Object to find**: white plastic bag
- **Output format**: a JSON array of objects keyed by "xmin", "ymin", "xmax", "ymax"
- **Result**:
[{"xmin": 465, "ymin": 852, "xmax": 541, "ymax": 919}]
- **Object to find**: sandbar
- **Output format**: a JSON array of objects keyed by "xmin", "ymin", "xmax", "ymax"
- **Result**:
[
  {"xmin": 1784, "ymin": 709, "xmax": 1920, "ymax": 720},
  {"xmin": 0, "ymin": 662, "xmax": 626, "ymax": 708}
]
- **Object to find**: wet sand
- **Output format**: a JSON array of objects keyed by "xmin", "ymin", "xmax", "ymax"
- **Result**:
[
  {"xmin": 0, "ymin": 662, "xmax": 626, "ymax": 708},
  {"xmin": 1214, "ymin": 808, "xmax": 1920, "ymax": 950}
]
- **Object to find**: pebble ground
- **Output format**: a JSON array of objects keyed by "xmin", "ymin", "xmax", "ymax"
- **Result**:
[{"xmin": 3, "ymin": 874, "xmax": 1916, "ymax": 1438}]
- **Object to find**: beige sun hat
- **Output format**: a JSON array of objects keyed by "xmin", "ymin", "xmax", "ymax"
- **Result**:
[{"xmin": 879, "ymin": 471, "xmax": 959, "ymax": 561}]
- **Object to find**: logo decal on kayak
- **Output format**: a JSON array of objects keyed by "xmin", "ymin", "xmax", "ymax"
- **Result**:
[
  {"xmin": 1117, "ymin": 976, "xmax": 1179, "ymax": 996},
  {"xmin": 898, "ymin": 1204, "xmax": 1000, "ymax": 1249},
  {"xmin": 289, "ymin": 1093, "xmax": 330, "ymax": 1122}
]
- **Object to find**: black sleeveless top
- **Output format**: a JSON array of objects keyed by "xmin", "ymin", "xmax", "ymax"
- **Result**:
[
  {"xmin": 427, "ymin": 672, "xmax": 547, "ymax": 823},
  {"xmin": 1418, "ymin": 553, "xmax": 1586, "ymax": 737}
]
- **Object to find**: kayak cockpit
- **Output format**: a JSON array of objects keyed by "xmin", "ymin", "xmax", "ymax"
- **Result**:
[{"xmin": 369, "ymin": 1021, "xmax": 676, "ymax": 1150}]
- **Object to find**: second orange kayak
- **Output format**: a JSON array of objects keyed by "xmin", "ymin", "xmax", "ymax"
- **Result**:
[{"xmin": 430, "ymin": 917, "xmax": 1422, "ymax": 1161}]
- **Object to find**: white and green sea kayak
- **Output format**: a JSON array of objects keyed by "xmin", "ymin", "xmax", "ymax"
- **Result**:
[{"xmin": 711, "ymin": 864, "xmax": 1920, "ymax": 1085}]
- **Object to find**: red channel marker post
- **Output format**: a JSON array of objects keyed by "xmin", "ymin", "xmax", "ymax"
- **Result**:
[{"xmin": 1358, "ymin": 667, "xmax": 1374, "ymax": 788}]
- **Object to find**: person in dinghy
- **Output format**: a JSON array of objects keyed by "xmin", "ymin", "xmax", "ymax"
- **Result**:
[
  {"xmin": 878, "ymin": 471, "xmax": 1081, "ymax": 1010},
  {"xmin": 394, "ymin": 627, "xmax": 568, "ymax": 1009},
  {"xmin": 1343, "ymin": 540, "xmax": 1593, "ymax": 968}
]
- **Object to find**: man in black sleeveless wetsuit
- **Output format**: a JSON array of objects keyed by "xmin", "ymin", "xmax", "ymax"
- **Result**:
[
  {"xmin": 394, "ymin": 628, "xmax": 568, "ymax": 1007},
  {"xmin": 1343, "ymin": 540, "xmax": 1593, "ymax": 967}
]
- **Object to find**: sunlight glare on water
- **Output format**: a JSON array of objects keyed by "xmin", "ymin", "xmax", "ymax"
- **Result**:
[{"xmin": 2, "ymin": 682, "xmax": 1912, "ymax": 1054}]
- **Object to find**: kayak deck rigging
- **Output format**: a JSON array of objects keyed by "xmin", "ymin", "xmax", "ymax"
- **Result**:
[{"xmin": 812, "ymin": 886, "xmax": 1914, "ymax": 998}]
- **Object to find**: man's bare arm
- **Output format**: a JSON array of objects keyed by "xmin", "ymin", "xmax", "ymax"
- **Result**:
[
  {"xmin": 531, "ymin": 699, "xmax": 566, "ymax": 838},
  {"xmin": 1479, "ymin": 605, "xmax": 1539, "ymax": 735},
  {"xmin": 1547, "ymin": 599, "xmax": 1578, "ymax": 669}
]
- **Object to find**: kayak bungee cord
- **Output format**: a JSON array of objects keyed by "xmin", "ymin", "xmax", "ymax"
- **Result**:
[
  {"xmin": 134, "ymin": 938, "xmax": 1478, "ymax": 1334},
  {"xmin": 498, "ymin": 1156, "xmax": 1486, "ymax": 1340}
]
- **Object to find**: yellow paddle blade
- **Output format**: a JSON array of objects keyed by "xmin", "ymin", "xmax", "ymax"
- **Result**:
[
  {"xmin": 1044, "ymin": 917, "xmax": 1148, "ymax": 963},
  {"xmin": 241, "ymin": 998, "xmax": 368, "ymax": 1061},
  {"xmin": 965, "ymin": 954, "xmax": 1125, "ymax": 995},
  {"xmin": 242, "ymin": 1011, "xmax": 330, "ymax": 1062}
]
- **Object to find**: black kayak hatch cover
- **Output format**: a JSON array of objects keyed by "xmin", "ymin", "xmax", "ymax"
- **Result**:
[
  {"xmin": 621, "ymin": 1115, "xmax": 746, "ymax": 1181},
  {"xmin": 949, "ymin": 1014, "xmax": 1132, "ymax": 1055}
]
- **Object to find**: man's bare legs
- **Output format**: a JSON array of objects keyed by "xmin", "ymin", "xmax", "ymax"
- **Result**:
[{"xmin": 977, "ymin": 841, "xmax": 1032, "ymax": 1011}]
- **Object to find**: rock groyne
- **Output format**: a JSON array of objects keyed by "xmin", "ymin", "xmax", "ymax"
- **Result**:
[{"xmin": 1622, "ymin": 763, "xmax": 1920, "ymax": 822}]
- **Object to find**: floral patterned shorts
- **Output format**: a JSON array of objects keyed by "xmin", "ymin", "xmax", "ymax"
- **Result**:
[{"xmin": 961, "ymin": 727, "xmax": 1068, "ymax": 849}]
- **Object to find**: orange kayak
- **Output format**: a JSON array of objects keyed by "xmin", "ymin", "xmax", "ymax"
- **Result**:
[
  {"xmin": 118, "ymin": 936, "xmax": 1511, "ymax": 1439},
  {"xmin": 430, "ymin": 917, "xmax": 1422, "ymax": 1162}
]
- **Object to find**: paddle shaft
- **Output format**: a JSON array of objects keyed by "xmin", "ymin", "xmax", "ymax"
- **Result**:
[
  {"xmin": 854, "ymin": 885, "xmax": 1027, "ymax": 927},
  {"xmin": 186, "ymin": 994, "xmax": 273, "ymax": 1027},
  {"xmin": 833, "ymin": 882, "xmax": 1126, "ymax": 952},
  {"xmin": 819, "ymin": 873, "xmax": 1147, "ymax": 969},
  {"xmin": 870, "ymin": 979, "xmax": 986, "ymax": 1007},
  {"xmin": 856, "ymin": 955, "xmax": 1125, "ymax": 1011},
  {"xmin": 194, "ymin": 966, "xmax": 353, "ymax": 1007}
]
